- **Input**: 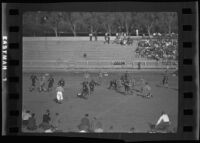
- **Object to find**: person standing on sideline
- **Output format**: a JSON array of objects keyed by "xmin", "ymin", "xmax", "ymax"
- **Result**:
[
  {"xmin": 104, "ymin": 32, "xmax": 108, "ymax": 44},
  {"xmin": 138, "ymin": 62, "xmax": 141, "ymax": 70},
  {"xmin": 56, "ymin": 85, "xmax": 64, "ymax": 103},
  {"xmin": 94, "ymin": 31, "xmax": 98, "ymax": 41},
  {"xmin": 107, "ymin": 33, "xmax": 110, "ymax": 44},
  {"xmin": 116, "ymin": 32, "xmax": 119, "ymax": 39},
  {"xmin": 89, "ymin": 32, "xmax": 93, "ymax": 41},
  {"xmin": 136, "ymin": 29, "xmax": 139, "ymax": 36}
]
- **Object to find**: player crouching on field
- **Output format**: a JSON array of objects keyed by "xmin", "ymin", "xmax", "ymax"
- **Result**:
[
  {"xmin": 141, "ymin": 82, "xmax": 152, "ymax": 98},
  {"xmin": 56, "ymin": 85, "xmax": 64, "ymax": 104}
]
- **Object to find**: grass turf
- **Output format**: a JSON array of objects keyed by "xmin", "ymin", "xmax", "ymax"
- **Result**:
[{"xmin": 22, "ymin": 71, "xmax": 178, "ymax": 133}]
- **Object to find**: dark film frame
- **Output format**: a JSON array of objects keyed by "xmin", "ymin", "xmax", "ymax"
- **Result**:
[{"xmin": 4, "ymin": 1, "xmax": 198, "ymax": 141}]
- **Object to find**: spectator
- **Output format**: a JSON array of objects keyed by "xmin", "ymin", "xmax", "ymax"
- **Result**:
[
  {"xmin": 116, "ymin": 32, "xmax": 119, "ymax": 39},
  {"xmin": 155, "ymin": 111, "xmax": 171, "ymax": 131},
  {"xmin": 94, "ymin": 118, "xmax": 103, "ymax": 133},
  {"xmin": 136, "ymin": 29, "xmax": 139, "ymax": 36},
  {"xmin": 53, "ymin": 113, "xmax": 61, "ymax": 130},
  {"xmin": 107, "ymin": 33, "xmax": 110, "ymax": 44},
  {"xmin": 78, "ymin": 114, "xmax": 90, "ymax": 132},
  {"xmin": 94, "ymin": 32, "xmax": 98, "ymax": 41},
  {"xmin": 22, "ymin": 110, "xmax": 32, "ymax": 127},
  {"xmin": 89, "ymin": 33, "xmax": 93, "ymax": 41},
  {"xmin": 138, "ymin": 62, "xmax": 141, "ymax": 70},
  {"xmin": 27, "ymin": 113, "xmax": 37, "ymax": 131},
  {"xmin": 39, "ymin": 110, "xmax": 52, "ymax": 130},
  {"xmin": 104, "ymin": 32, "xmax": 108, "ymax": 44}
]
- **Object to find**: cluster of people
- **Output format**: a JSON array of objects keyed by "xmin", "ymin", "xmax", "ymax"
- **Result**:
[
  {"xmin": 104, "ymin": 32, "xmax": 111, "ymax": 44},
  {"xmin": 77, "ymin": 79, "xmax": 99, "ymax": 99},
  {"xmin": 29, "ymin": 73, "xmax": 55, "ymax": 92},
  {"xmin": 22, "ymin": 109, "xmax": 62, "ymax": 133},
  {"xmin": 77, "ymin": 114, "xmax": 103, "ymax": 133},
  {"xmin": 112, "ymin": 32, "xmax": 133, "ymax": 46},
  {"xmin": 135, "ymin": 33, "xmax": 178, "ymax": 61},
  {"xmin": 29, "ymin": 73, "xmax": 66, "ymax": 104},
  {"xmin": 89, "ymin": 32, "xmax": 98, "ymax": 41},
  {"xmin": 108, "ymin": 72, "xmax": 153, "ymax": 98}
]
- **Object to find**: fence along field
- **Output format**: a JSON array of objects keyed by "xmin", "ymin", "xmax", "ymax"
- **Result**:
[{"xmin": 23, "ymin": 36, "xmax": 178, "ymax": 72}]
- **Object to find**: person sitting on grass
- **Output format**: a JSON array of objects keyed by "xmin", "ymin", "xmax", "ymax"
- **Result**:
[
  {"xmin": 27, "ymin": 113, "xmax": 37, "ymax": 131},
  {"xmin": 155, "ymin": 111, "xmax": 171, "ymax": 132},
  {"xmin": 39, "ymin": 110, "xmax": 52, "ymax": 130},
  {"xmin": 93, "ymin": 118, "xmax": 104, "ymax": 133},
  {"xmin": 53, "ymin": 113, "xmax": 61, "ymax": 130},
  {"xmin": 22, "ymin": 110, "xmax": 32, "ymax": 128},
  {"xmin": 78, "ymin": 114, "xmax": 90, "ymax": 132}
]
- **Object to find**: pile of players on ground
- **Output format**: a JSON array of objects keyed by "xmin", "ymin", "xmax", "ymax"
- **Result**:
[
  {"xmin": 135, "ymin": 33, "xmax": 178, "ymax": 61},
  {"xmin": 77, "ymin": 72, "xmax": 157, "ymax": 100},
  {"xmin": 22, "ymin": 109, "xmax": 175, "ymax": 133}
]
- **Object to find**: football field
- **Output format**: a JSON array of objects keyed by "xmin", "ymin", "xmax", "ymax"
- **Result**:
[{"xmin": 22, "ymin": 71, "xmax": 178, "ymax": 133}]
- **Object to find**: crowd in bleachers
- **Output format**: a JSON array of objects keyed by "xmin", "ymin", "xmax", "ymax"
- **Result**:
[{"xmin": 135, "ymin": 33, "xmax": 178, "ymax": 61}]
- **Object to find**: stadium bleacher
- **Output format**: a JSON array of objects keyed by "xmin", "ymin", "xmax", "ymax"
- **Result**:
[{"xmin": 23, "ymin": 37, "xmax": 177, "ymax": 71}]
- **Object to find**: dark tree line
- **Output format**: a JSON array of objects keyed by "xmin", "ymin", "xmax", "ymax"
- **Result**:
[{"xmin": 23, "ymin": 12, "xmax": 178, "ymax": 37}]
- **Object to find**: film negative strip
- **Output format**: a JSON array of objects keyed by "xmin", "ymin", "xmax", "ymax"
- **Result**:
[{"xmin": 2, "ymin": 1, "xmax": 199, "ymax": 142}]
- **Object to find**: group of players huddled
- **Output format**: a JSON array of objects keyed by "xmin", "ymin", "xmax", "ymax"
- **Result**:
[{"xmin": 108, "ymin": 71, "xmax": 153, "ymax": 98}]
